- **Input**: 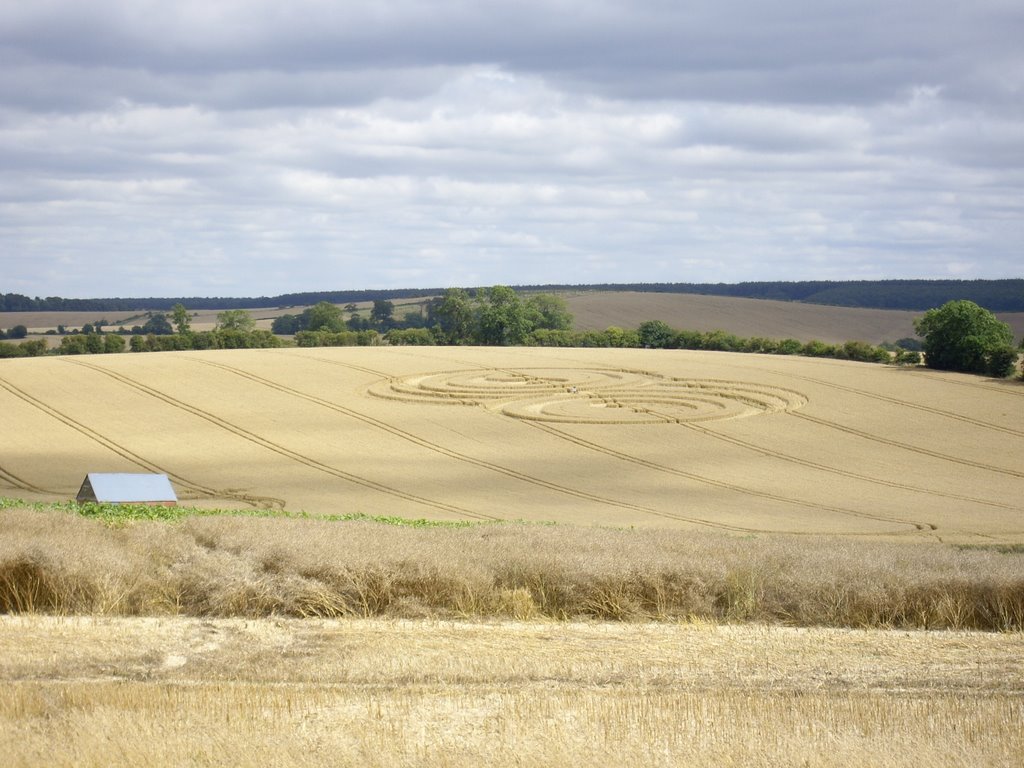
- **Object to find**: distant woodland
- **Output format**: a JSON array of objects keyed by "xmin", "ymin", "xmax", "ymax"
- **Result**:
[{"xmin": 2, "ymin": 279, "xmax": 1022, "ymax": 313}]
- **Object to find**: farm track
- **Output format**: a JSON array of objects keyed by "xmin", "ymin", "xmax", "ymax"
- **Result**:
[
  {"xmin": 0, "ymin": 462, "xmax": 59, "ymax": 496},
  {"xmin": 791, "ymin": 412, "xmax": 1024, "ymax": 479},
  {"xmin": 0, "ymin": 375, "xmax": 222, "ymax": 503},
  {"xmin": 188, "ymin": 357, "xmax": 762, "ymax": 532},
  {"xmin": 678, "ymin": 422, "xmax": 1015, "ymax": 511},
  {"xmin": 308, "ymin": 351, "xmax": 928, "ymax": 534},
  {"xmin": 781, "ymin": 371, "xmax": 1024, "ymax": 438},
  {"xmin": 911, "ymin": 368, "xmax": 1024, "ymax": 396},
  {"xmin": 525, "ymin": 421, "xmax": 931, "ymax": 534},
  {"xmin": 61, "ymin": 359, "xmax": 497, "ymax": 521},
  {"xmin": 282, "ymin": 350, "xmax": 1021, "ymax": 518}
]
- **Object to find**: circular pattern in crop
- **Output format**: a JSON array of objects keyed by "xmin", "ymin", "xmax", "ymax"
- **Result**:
[{"xmin": 369, "ymin": 368, "xmax": 807, "ymax": 424}]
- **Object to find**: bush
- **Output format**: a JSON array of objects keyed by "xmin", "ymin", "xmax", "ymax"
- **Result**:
[
  {"xmin": 802, "ymin": 340, "xmax": 836, "ymax": 357},
  {"xmin": 0, "ymin": 342, "xmax": 25, "ymax": 358},
  {"xmin": 103, "ymin": 335, "xmax": 126, "ymax": 354},
  {"xmin": 58, "ymin": 335, "xmax": 90, "ymax": 355},
  {"xmin": 892, "ymin": 350, "xmax": 922, "ymax": 366},
  {"xmin": 914, "ymin": 300, "xmax": 1017, "ymax": 377},
  {"xmin": 841, "ymin": 340, "xmax": 891, "ymax": 364},
  {"xmin": 986, "ymin": 344, "xmax": 1020, "ymax": 379},
  {"xmin": 638, "ymin": 320, "xmax": 675, "ymax": 349},
  {"xmin": 386, "ymin": 328, "xmax": 435, "ymax": 346},
  {"xmin": 775, "ymin": 338, "xmax": 803, "ymax": 355}
]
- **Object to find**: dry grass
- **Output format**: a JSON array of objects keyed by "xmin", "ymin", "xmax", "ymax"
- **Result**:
[
  {"xmin": 1, "ymin": 615, "xmax": 1021, "ymax": 767},
  {"xmin": 2, "ymin": 507, "xmax": 1022, "ymax": 628}
]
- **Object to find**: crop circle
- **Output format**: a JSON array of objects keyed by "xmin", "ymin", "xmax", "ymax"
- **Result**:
[{"xmin": 369, "ymin": 367, "xmax": 807, "ymax": 424}]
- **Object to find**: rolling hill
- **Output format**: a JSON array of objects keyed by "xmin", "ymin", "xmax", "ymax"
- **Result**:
[{"xmin": 2, "ymin": 346, "xmax": 1021, "ymax": 543}]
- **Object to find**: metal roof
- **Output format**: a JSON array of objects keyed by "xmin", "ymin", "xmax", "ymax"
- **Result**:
[{"xmin": 77, "ymin": 473, "xmax": 178, "ymax": 503}]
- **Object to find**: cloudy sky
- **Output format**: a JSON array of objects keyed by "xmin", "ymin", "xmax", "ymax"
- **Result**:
[{"xmin": 2, "ymin": 1, "xmax": 1022, "ymax": 298}]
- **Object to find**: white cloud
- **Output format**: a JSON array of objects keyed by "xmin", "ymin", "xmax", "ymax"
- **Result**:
[{"xmin": 1, "ymin": 1, "xmax": 1022, "ymax": 296}]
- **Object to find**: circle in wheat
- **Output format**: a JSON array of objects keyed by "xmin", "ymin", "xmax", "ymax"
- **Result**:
[{"xmin": 369, "ymin": 367, "xmax": 808, "ymax": 424}]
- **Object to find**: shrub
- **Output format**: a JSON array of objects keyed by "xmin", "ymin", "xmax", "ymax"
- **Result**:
[
  {"xmin": 386, "ymin": 328, "xmax": 435, "ymax": 346},
  {"xmin": 914, "ymin": 300, "xmax": 1017, "ymax": 377},
  {"xmin": 801, "ymin": 340, "xmax": 836, "ymax": 357}
]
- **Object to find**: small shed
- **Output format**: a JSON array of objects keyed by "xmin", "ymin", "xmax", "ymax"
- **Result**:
[{"xmin": 76, "ymin": 473, "xmax": 178, "ymax": 506}]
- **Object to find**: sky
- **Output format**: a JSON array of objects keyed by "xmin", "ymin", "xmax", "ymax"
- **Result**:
[{"xmin": 1, "ymin": 1, "xmax": 1022, "ymax": 299}]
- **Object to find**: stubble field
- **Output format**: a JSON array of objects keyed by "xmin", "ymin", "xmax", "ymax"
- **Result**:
[{"xmin": 2, "ymin": 616, "xmax": 1021, "ymax": 767}]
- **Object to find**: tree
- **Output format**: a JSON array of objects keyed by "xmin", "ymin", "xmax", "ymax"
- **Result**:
[
  {"xmin": 216, "ymin": 309, "xmax": 255, "ymax": 332},
  {"xmin": 370, "ymin": 299, "xmax": 395, "ymax": 329},
  {"xmin": 271, "ymin": 314, "xmax": 301, "ymax": 334},
  {"xmin": 477, "ymin": 286, "xmax": 531, "ymax": 345},
  {"xmin": 104, "ymin": 334, "xmax": 126, "ymax": 353},
  {"xmin": 914, "ymin": 300, "xmax": 1017, "ymax": 377},
  {"xmin": 301, "ymin": 301, "xmax": 344, "ymax": 333},
  {"xmin": 8, "ymin": 324, "xmax": 28, "ymax": 339},
  {"xmin": 141, "ymin": 313, "xmax": 174, "ymax": 335},
  {"xmin": 430, "ymin": 288, "xmax": 474, "ymax": 344},
  {"xmin": 637, "ymin": 320, "xmax": 674, "ymax": 348},
  {"xmin": 171, "ymin": 303, "xmax": 191, "ymax": 334},
  {"xmin": 525, "ymin": 294, "xmax": 573, "ymax": 331}
]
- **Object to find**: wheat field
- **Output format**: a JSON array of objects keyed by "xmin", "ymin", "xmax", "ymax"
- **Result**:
[{"xmin": 1, "ymin": 346, "xmax": 1022, "ymax": 543}]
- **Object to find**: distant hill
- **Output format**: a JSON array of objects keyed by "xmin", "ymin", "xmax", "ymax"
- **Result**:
[
  {"xmin": 3, "ymin": 279, "xmax": 1022, "ymax": 313},
  {"xmin": 539, "ymin": 279, "xmax": 1024, "ymax": 312},
  {"xmin": 564, "ymin": 291, "xmax": 1024, "ymax": 345}
]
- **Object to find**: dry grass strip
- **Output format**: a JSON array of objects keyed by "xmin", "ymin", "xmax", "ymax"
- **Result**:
[{"xmin": 2, "ymin": 507, "xmax": 1022, "ymax": 628}]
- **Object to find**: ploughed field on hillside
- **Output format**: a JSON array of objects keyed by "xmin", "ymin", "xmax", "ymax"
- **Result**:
[
  {"xmin": 563, "ymin": 291, "xmax": 1024, "ymax": 345},
  {"xmin": 1, "ymin": 346, "xmax": 1022, "ymax": 544}
]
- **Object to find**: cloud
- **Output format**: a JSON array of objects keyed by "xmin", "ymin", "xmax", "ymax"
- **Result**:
[{"xmin": 0, "ymin": 1, "xmax": 1022, "ymax": 296}]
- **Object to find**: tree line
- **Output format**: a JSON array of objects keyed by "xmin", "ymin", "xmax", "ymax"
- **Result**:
[
  {"xmin": 2, "ymin": 293, "xmax": 1020, "ymax": 379},
  {"xmin": 4, "ymin": 278, "xmax": 1022, "ymax": 314}
]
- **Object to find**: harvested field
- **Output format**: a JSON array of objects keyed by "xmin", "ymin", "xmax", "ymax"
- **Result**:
[
  {"xmin": 563, "ymin": 290, "xmax": 1024, "ymax": 344},
  {"xmin": 1, "ymin": 346, "xmax": 1022, "ymax": 543},
  {"xmin": 1, "ymin": 616, "xmax": 1021, "ymax": 767}
]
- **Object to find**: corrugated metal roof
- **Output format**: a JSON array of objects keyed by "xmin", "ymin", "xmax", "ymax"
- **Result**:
[{"xmin": 77, "ymin": 473, "xmax": 178, "ymax": 503}]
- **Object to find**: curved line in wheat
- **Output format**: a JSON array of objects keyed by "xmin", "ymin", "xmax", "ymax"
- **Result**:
[
  {"xmin": 910, "ymin": 369, "xmax": 1024, "ymax": 397},
  {"xmin": 783, "ymin": 371, "xmax": 1024, "ymax": 438},
  {"xmin": 678, "ymin": 422, "xmax": 1010, "ymax": 513},
  {"xmin": 184, "ymin": 357, "xmax": 767, "ymax": 532},
  {"xmin": 315, "ymin": 355, "xmax": 930, "ymax": 532},
  {"xmin": 524, "ymin": 420, "xmax": 930, "ymax": 533},
  {"xmin": 790, "ymin": 412, "xmax": 1024, "ymax": 479},
  {"xmin": 0, "ymin": 463, "xmax": 60, "ymax": 495},
  {"xmin": 0, "ymin": 374, "xmax": 219, "ymax": 501},
  {"xmin": 60, "ymin": 359, "xmax": 497, "ymax": 522},
  {"xmin": 371, "ymin": 367, "xmax": 810, "ymax": 426}
]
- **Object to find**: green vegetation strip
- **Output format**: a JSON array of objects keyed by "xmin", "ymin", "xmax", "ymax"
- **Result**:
[{"xmin": 0, "ymin": 497, "xmax": 484, "ymax": 528}]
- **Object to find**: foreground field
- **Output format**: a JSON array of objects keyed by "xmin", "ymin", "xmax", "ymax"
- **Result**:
[
  {"xmin": 2, "ymin": 346, "xmax": 1022, "ymax": 543},
  {"xmin": 1, "ymin": 616, "xmax": 1020, "ymax": 767}
]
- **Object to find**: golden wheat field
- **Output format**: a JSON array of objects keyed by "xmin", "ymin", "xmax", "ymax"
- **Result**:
[{"xmin": 2, "ymin": 345, "xmax": 1022, "ymax": 543}]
